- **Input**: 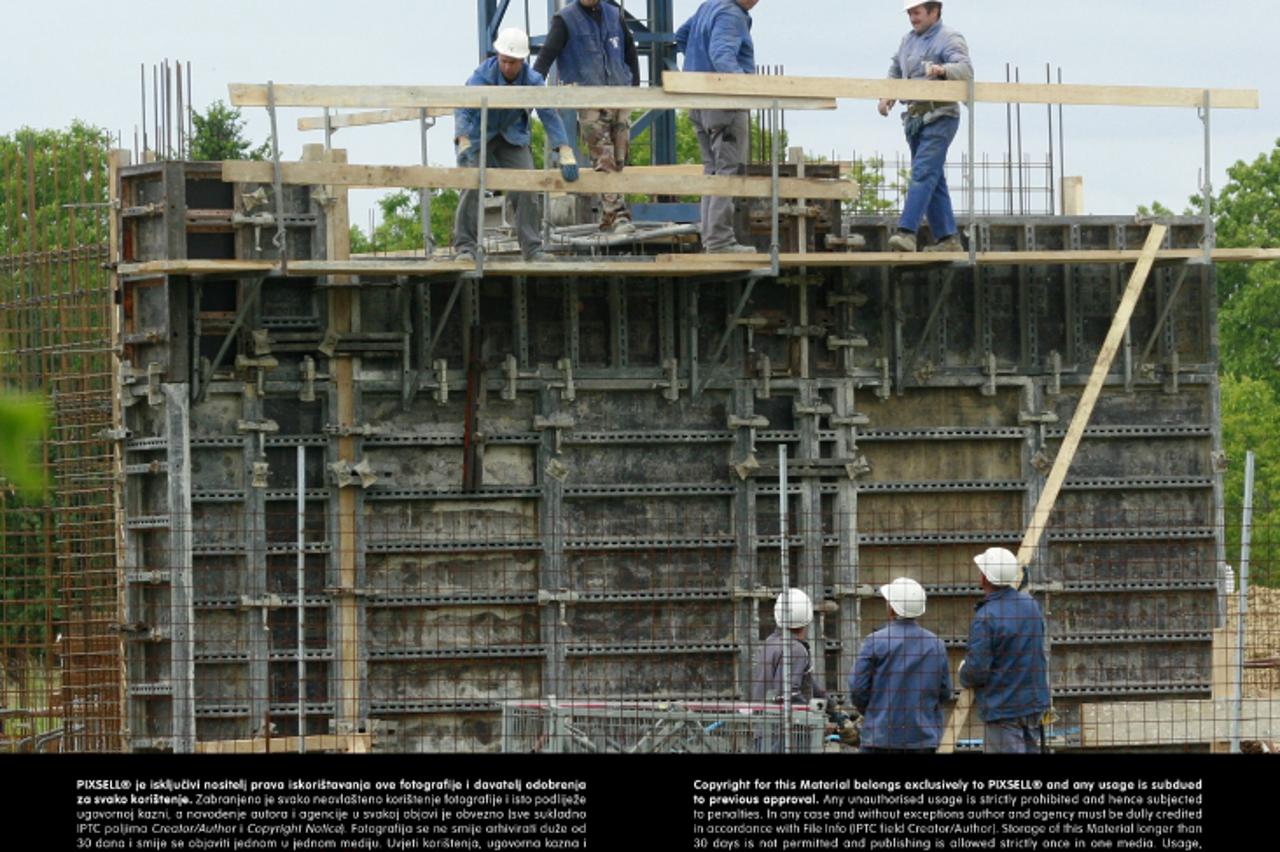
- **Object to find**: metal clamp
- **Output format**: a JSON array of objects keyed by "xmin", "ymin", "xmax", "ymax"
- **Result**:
[
  {"xmin": 329, "ymin": 459, "xmax": 379, "ymax": 489},
  {"xmin": 551, "ymin": 357, "xmax": 576, "ymax": 402},
  {"xmin": 654, "ymin": 358, "xmax": 682, "ymax": 403}
]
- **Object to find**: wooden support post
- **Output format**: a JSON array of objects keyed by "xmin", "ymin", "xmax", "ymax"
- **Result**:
[
  {"xmin": 1061, "ymin": 177, "xmax": 1085, "ymax": 215},
  {"xmin": 939, "ymin": 225, "xmax": 1168, "ymax": 754}
]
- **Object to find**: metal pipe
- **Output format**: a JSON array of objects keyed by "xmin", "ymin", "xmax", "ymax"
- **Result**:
[
  {"xmin": 296, "ymin": 445, "xmax": 307, "ymax": 753},
  {"xmin": 420, "ymin": 109, "xmax": 435, "ymax": 256},
  {"xmin": 770, "ymin": 100, "xmax": 780, "ymax": 277},
  {"xmin": 1045, "ymin": 64, "xmax": 1055, "ymax": 217},
  {"xmin": 1057, "ymin": 68, "xmax": 1066, "ymax": 211},
  {"xmin": 967, "ymin": 77, "xmax": 977, "ymax": 263},
  {"xmin": 476, "ymin": 98, "xmax": 490, "ymax": 275},
  {"xmin": 1231, "ymin": 450, "xmax": 1255, "ymax": 754},
  {"xmin": 778, "ymin": 442, "xmax": 790, "ymax": 755},
  {"xmin": 267, "ymin": 81, "xmax": 288, "ymax": 274},
  {"xmin": 1201, "ymin": 90, "xmax": 1214, "ymax": 263}
]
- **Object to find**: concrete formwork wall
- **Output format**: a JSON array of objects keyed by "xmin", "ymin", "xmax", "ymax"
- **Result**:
[{"xmin": 116, "ymin": 162, "xmax": 1222, "ymax": 752}]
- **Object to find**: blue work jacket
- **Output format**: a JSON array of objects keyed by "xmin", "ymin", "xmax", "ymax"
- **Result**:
[
  {"xmin": 849, "ymin": 619, "xmax": 952, "ymax": 750},
  {"xmin": 454, "ymin": 57, "xmax": 570, "ymax": 151},
  {"xmin": 959, "ymin": 587, "xmax": 1051, "ymax": 723},
  {"xmin": 675, "ymin": 0, "xmax": 754, "ymax": 75},
  {"xmin": 887, "ymin": 20, "xmax": 973, "ymax": 122},
  {"xmin": 554, "ymin": 1, "xmax": 633, "ymax": 86}
]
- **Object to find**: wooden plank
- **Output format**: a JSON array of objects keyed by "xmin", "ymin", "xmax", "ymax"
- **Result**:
[
  {"xmin": 1079, "ymin": 699, "xmax": 1280, "ymax": 747},
  {"xmin": 1061, "ymin": 177, "xmax": 1085, "ymax": 216},
  {"xmin": 222, "ymin": 160, "xmax": 859, "ymax": 201},
  {"xmin": 116, "ymin": 246, "xmax": 1280, "ymax": 280},
  {"xmin": 663, "ymin": 72, "xmax": 1260, "ymax": 110},
  {"xmin": 298, "ymin": 107, "xmax": 452, "ymax": 131},
  {"xmin": 230, "ymin": 82, "xmax": 839, "ymax": 112},
  {"xmin": 195, "ymin": 733, "xmax": 372, "ymax": 754},
  {"xmin": 1017, "ymin": 225, "xmax": 1167, "ymax": 570}
]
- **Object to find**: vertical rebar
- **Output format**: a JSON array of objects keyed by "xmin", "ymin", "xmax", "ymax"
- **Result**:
[
  {"xmin": 476, "ymin": 99, "xmax": 490, "ymax": 274},
  {"xmin": 1045, "ymin": 63, "xmax": 1055, "ymax": 217}
]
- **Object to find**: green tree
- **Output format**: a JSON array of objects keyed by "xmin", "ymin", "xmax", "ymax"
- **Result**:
[
  {"xmin": 190, "ymin": 100, "xmax": 270, "ymax": 161},
  {"xmin": 1220, "ymin": 375, "xmax": 1279, "ymax": 586},
  {"xmin": 351, "ymin": 189, "xmax": 460, "ymax": 253},
  {"xmin": 0, "ymin": 122, "xmax": 111, "ymax": 254},
  {"xmin": 1213, "ymin": 138, "xmax": 1280, "ymax": 306}
]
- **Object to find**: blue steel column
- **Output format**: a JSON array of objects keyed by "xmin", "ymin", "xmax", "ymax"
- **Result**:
[{"xmin": 649, "ymin": 0, "xmax": 677, "ymax": 165}]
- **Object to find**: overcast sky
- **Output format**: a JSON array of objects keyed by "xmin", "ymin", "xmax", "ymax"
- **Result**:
[{"xmin": 2, "ymin": 1, "xmax": 1273, "ymax": 228}]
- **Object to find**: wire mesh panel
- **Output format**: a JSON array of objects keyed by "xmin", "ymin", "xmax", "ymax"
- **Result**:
[
  {"xmin": 0, "ymin": 128, "xmax": 120, "ymax": 752},
  {"xmin": 500, "ymin": 700, "xmax": 826, "ymax": 754}
]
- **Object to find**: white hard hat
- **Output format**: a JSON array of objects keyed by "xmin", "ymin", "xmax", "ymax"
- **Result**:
[
  {"xmin": 493, "ymin": 27, "xmax": 531, "ymax": 60},
  {"xmin": 974, "ymin": 547, "xmax": 1020, "ymax": 587},
  {"xmin": 903, "ymin": 0, "xmax": 935, "ymax": 9},
  {"xmin": 774, "ymin": 588, "xmax": 813, "ymax": 630},
  {"xmin": 879, "ymin": 577, "xmax": 927, "ymax": 619}
]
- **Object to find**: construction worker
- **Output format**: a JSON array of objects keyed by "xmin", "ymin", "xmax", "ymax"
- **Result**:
[
  {"xmin": 848, "ymin": 577, "xmax": 952, "ymax": 753},
  {"xmin": 959, "ymin": 547, "xmax": 1052, "ymax": 753},
  {"xmin": 533, "ymin": 0, "xmax": 641, "ymax": 234},
  {"xmin": 453, "ymin": 28, "xmax": 581, "ymax": 262},
  {"xmin": 878, "ymin": 1, "xmax": 972, "ymax": 253},
  {"xmin": 675, "ymin": 0, "xmax": 760, "ymax": 254},
  {"xmin": 752, "ymin": 588, "xmax": 826, "ymax": 705}
]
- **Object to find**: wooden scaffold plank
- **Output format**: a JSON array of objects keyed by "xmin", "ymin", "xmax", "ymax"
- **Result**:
[
  {"xmin": 663, "ymin": 72, "xmax": 1260, "ymax": 110},
  {"xmin": 221, "ymin": 160, "xmax": 860, "ymax": 201}
]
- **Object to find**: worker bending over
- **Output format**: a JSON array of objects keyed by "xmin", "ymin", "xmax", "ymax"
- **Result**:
[{"xmin": 453, "ymin": 28, "xmax": 580, "ymax": 262}]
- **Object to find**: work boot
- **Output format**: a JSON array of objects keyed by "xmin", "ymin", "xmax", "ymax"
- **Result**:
[
  {"xmin": 453, "ymin": 248, "xmax": 476, "ymax": 262},
  {"xmin": 527, "ymin": 251, "xmax": 556, "ymax": 262},
  {"xmin": 887, "ymin": 231, "xmax": 917, "ymax": 253},
  {"xmin": 923, "ymin": 234, "xmax": 964, "ymax": 253},
  {"xmin": 609, "ymin": 218, "xmax": 636, "ymax": 235},
  {"xmin": 705, "ymin": 242, "xmax": 756, "ymax": 254}
]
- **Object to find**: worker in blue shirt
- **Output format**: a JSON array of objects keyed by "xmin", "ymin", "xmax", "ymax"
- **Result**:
[
  {"xmin": 675, "ymin": 0, "xmax": 760, "ymax": 254},
  {"xmin": 849, "ymin": 577, "xmax": 952, "ymax": 753},
  {"xmin": 534, "ymin": 0, "xmax": 640, "ymax": 234},
  {"xmin": 959, "ymin": 547, "xmax": 1052, "ymax": 753},
  {"xmin": 878, "ymin": 1, "xmax": 973, "ymax": 254},
  {"xmin": 453, "ymin": 28, "xmax": 580, "ymax": 262}
]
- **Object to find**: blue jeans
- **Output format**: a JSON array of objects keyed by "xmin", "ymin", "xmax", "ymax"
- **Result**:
[
  {"xmin": 899, "ymin": 114, "xmax": 959, "ymax": 239},
  {"xmin": 983, "ymin": 715, "xmax": 1044, "ymax": 754}
]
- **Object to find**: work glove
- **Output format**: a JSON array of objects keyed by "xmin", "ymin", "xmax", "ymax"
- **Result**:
[
  {"xmin": 455, "ymin": 136, "xmax": 477, "ymax": 167},
  {"xmin": 557, "ymin": 146, "xmax": 579, "ymax": 182}
]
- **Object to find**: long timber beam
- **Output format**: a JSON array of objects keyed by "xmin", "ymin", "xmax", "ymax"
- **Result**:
[
  {"xmin": 117, "ymin": 248, "xmax": 1280, "ymax": 280},
  {"xmin": 664, "ymin": 72, "xmax": 1260, "ymax": 110},
  {"xmin": 229, "ymin": 83, "xmax": 838, "ymax": 112},
  {"xmin": 221, "ymin": 160, "xmax": 859, "ymax": 201},
  {"xmin": 298, "ymin": 107, "xmax": 451, "ymax": 131}
]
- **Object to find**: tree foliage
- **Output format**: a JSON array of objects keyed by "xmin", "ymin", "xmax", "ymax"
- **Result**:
[
  {"xmin": 1213, "ymin": 138, "xmax": 1280, "ymax": 306},
  {"xmin": 1220, "ymin": 375, "xmax": 1279, "ymax": 585},
  {"xmin": 190, "ymin": 100, "xmax": 270, "ymax": 162},
  {"xmin": 351, "ymin": 189, "xmax": 460, "ymax": 254},
  {"xmin": 0, "ymin": 122, "xmax": 110, "ymax": 254}
]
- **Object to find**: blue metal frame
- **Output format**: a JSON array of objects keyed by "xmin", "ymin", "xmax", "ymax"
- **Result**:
[{"xmin": 476, "ymin": 0, "xmax": 679, "ymax": 165}]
